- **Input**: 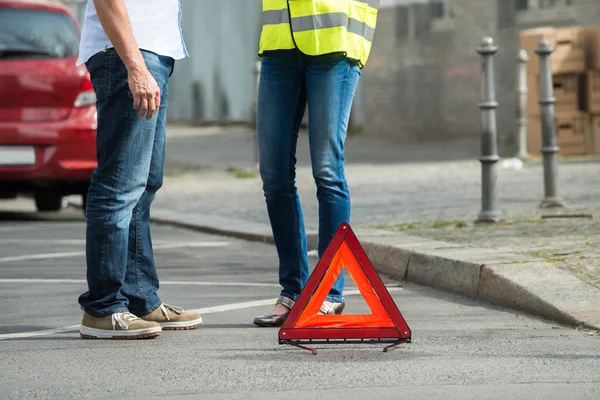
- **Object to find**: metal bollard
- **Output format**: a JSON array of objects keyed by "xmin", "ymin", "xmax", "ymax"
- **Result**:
[
  {"xmin": 476, "ymin": 37, "xmax": 502, "ymax": 223},
  {"xmin": 516, "ymin": 49, "xmax": 529, "ymax": 159},
  {"xmin": 535, "ymin": 39, "xmax": 565, "ymax": 208}
]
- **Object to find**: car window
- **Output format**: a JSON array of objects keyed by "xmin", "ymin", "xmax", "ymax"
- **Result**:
[{"xmin": 0, "ymin": 8, "xmax": 79, "ymax": 59}]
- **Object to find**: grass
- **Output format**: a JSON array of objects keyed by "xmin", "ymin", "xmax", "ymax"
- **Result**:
[
  {"xmin": 432, "ymin": 219, "xmax": 467, "ymax": 229},
  {"xmin": 375, "ymin": 222, "xmax": 418, "ymax": 231},
  {"xmin": 500, "ymin": 259, "xmax": 534, "ymax": 265},
  {"xmin": 347, "ymin": 126, "xmax": 364, "ymax": 137},
  {"xmin": 164, "ymin": 165, "xmax": 211, "ymax": 179},
  {"xmin": 227, "ymin": 167, "xmax": 258, "ymax": 179},
  {"xmin": 164, "ymin": 170, "xmax": 186, "ymax": 179},
  {"xmin": 433, "ymin": 245, "xmax": 467, "ymax": 250},
  {"xmin": 378, "ymin": 219, "xmax": 468, "ymax": 231}
]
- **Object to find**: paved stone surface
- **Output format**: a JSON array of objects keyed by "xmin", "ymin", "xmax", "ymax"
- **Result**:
[
  {"xmin": 0, "ymin": 206, "xmax": 599, "ymax": 400},
  {"xmin": 157, "ymin": 126, "xmax": 600, "ymax": 288},
  {"xmin": 379, "ymin": 209, "xmax": 600, "ymax": 289}
]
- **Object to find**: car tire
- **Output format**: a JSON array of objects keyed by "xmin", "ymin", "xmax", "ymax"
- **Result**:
[{"xmin": 35, "ymin": 190, "xmax": 63, "ymax": 212}]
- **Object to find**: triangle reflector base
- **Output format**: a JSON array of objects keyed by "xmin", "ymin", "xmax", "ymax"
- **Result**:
[{"xmin": 278, "ymin": 223, "xmax": 411, "ymax": 354}]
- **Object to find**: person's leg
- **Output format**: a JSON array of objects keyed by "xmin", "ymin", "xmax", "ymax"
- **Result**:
[
  {"xmin": 256, "ymin": 50, "xmax": 308, "ymax": 303},
  {"xmin": 304, "ymin": 54, "xmax": 361, "ymax": 304},
  {"xmin": 78, "ymin": 49, "xmax": 162, "ymax": 317},
  {"xmin": 112, "ymin": 55, "xmax": 202, "ymax": 330},
  {"xmin": 123, "ymin": 53, "xmax": 173, "ymax": 317}
]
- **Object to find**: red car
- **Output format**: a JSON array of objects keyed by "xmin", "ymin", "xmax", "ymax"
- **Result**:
[{"xmin": 0, "ymin": 0, "xmax": 96, "ymax": 212}]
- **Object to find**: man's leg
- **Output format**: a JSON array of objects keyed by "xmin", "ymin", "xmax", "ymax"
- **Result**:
[
  {"xmin": 79, "ymin": 49, "xmax": 161, "ymax": 317},
  {"xmin": 121, "ymin": 54, "xmax": 203, "ymax": 330},
  {"xmin": 305, "ymin": 55, "xmax": 361, "ymax": 304},
  {"xmin": 123, "ymin": 53, "xmax": 172, "ymax": 317}
]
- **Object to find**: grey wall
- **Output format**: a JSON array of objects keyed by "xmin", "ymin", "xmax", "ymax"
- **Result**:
[
  {"xmin": 363, "ymin": 0, "xmax": 600, "ymax": 155},
  {"xmin": 60, "ymin": 0, "xmax": 262, "ymax": 124},
  {"xmin": 167, "ymin": 0, "xmax": 262, "ymax": 124}
]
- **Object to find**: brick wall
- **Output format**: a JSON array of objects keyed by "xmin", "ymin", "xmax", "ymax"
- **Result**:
[{"xmin": 363, "ymin": 0, "xmax": 600, "ymax": 155}]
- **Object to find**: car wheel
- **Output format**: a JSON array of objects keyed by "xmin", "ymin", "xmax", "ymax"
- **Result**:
[{"xmin": 35, "ymin": 190, "xmax": 63, "ymax": 212}]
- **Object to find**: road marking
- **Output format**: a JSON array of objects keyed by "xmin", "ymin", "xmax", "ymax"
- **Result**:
[
  {"xmin": 0, "ymin": 241, "xmax": 230, "ymax": 263},
  {"xmin": 0, "ymin": 278, "xmax": 281, "ymax": 288},
  {"xmin": 152, "ymin": 242, "xmax": 230, "ymax": 250},
  {"xmin": 0, "ymin": 324, "xmax": 82, "ymax": 340},
  {"xmin": 0, "ymin": 251, "xmax": 85, "ymax": 263},
  {"xmin": 0, "ymin": 223, "xmax": 78, "ymax": 233},
  {"xmin": 0, "ymin": 288, "xmax": 402, "ymax": 340},
  {"xmin": 188, "ymin": 299, "xmax": 278, "ymax": 315},
  {"xmin": 0, "ymin": 239, "xmax": 201, "ymax": 246},
  {"xmin": 0, "ymin": 279, "xmax": 395, "ymax": 291},
  {"xmin": 0, "ymin": 239, "xmax": 87, "ymax": 245}
]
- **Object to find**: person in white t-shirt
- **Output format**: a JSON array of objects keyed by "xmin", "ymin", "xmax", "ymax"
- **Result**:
[{"xmin": 77, "ymin": 0, "xmax": 202, "ymax": 340}]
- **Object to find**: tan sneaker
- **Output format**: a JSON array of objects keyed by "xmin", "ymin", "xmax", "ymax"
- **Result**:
[
  {"xmin": 80, "ymin": 312, "xmax": 161, "ymax": 340},
  {"xmin": 318, "ymin": 301, "xmax": 346, "ymax": 315},
  {"xmin": 140, "ymin": 304, "xmax": 202, "ymax": 330}
]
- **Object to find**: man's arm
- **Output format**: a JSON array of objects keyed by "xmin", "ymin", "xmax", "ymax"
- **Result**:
[{"xmin": 93, "ymin": 0, "xmax": 160, "ymax": 120}]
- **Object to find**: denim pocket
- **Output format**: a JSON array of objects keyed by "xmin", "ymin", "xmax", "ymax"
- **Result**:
[{"xmin": 85, "ymin": 48, "xmax": 116, "ymax": 101}]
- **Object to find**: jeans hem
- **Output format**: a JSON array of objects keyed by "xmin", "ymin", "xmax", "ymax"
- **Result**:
[
  {"xmin": 279, "ymin": 292, "xmax": 299, "ymax": 302},
  {"xmin": 279, "ymin": 292, "xmax": 345, "ymax": 303},
  {"xmin": 129, "ymin": 298, "xmax": 163, "ymax": 317},
  {"xmin": 325, "ymin": 295, "xmax": 345, "ymax": 303},
  {"xmin": 80, "ymin": 305, "xmax": 129, "ymax": 318}
]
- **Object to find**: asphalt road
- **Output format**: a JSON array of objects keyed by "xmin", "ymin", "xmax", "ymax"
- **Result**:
[
  {"xmin": 0, "ymin": 205, "xmax": 599, "ymax": 400},
  {"xmin": 162, "ymin": 125, "xmax": 481, "ymax": 172}
]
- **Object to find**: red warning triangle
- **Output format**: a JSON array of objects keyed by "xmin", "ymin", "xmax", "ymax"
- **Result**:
[{"xmin": 279, "ymin": 223, "xmax": 411, "ymax": 346}]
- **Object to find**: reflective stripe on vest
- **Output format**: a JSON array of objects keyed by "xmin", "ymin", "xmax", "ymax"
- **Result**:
[{"xmin": 259, "ymin": 0, "xmax": 379, "ymax": 68}]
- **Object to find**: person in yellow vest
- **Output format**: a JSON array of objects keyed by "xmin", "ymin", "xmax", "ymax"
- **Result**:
[{"xmin": 253, "ymin": 0, "xmax": 380, "ymax": 327}]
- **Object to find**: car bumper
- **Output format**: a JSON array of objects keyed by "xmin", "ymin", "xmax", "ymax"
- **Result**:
[{"xmin": 0, "ymin": 106, "xmax": 97, "ymax": 183}]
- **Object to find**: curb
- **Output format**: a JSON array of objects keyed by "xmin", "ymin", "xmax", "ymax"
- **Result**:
[{"xmin": 148, "ymin": 209, "xmax": 600, "ymax": 331}]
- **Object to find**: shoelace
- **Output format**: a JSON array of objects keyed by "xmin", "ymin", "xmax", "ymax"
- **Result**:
[
  {"xmin": 112, "ymin": 312, "xmax": 140, "ymax": 330},
  {"xmin": 159, "ymin": 304, "xmax": 184, "ymax": 321}
]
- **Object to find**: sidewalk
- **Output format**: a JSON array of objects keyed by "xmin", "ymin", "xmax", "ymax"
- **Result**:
[{"xmin": 156, "ymin": 125, "xmax": 600, "ymax": 329}]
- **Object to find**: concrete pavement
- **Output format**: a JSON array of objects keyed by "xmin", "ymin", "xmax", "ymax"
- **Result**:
[{"xmin": 1, "ymin": 207, "xmax": 600, "ymax": 400}]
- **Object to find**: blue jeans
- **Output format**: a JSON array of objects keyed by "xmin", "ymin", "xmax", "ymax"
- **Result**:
[
  {"xmin": 78, "ymin": 49, "xmax": 174, "ymax": 317},
  {"xmin": 256, "ymin": 50, "xmax": 361, "ymax": 303}
]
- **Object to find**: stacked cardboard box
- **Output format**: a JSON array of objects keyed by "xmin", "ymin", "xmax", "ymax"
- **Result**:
[
  {"xmin": 520, "ymin": 26, "xmax": 590, "ymax": 156},
  {"xmin": 585, "ymin": 27, "xmax": 600, "ymax": 154}
]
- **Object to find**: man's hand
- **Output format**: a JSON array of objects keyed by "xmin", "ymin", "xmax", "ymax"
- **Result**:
[
  {"xmin": 128, "ymin": 64, "xmax": 161, "ymax": 120},
  {"xmin": 93, "ymin": 0, "xmax": 160, "ymax": 120}
]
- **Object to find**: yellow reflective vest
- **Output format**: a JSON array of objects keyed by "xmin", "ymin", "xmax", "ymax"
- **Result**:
[{"xmin": 259, "ymin": 0, "xmax": 380, "ymax": 68}]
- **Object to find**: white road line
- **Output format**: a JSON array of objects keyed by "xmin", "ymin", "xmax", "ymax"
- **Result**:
[
  {"xmin": 0, "ymin": 299, "xmax": 277, "ymax": 340},
  {"xmin": 0, "ymin": 324, "xmax": 82, "ymax": 340},
  {"xmin": 0, "ymin": 241, "xmax": 230, "ymax": 263},
  {"xmin": 0, "ymin": 239, "xmax": 195, "ymax": 245},
  {"xmin": 152, "ymin": 242, "xmax": 230, "ymax": 250},
  {"xmin": 188, "ymin": 298, "xmax": 278, "ymax": 315},
  {"xmin": 0, "ymin": 279, "xmax": 396, "ymax": 292},
  {"xmin": 0, "ymin": 279, "xmax": 281, "ymax": 288},
  {"xmin": 0, "ymin": 223, "xmax": 78, "ymax": 233},
  {"xmin": 0, "ymin": 288, "xmax": 403, "ymax": 341},
  {"xmin": 0, "ymin": 239, "xmax": 87, "ymax": 245},
  {"xmin": 0, "ymin": 251, "xmax": 85, "ymax": 263}
]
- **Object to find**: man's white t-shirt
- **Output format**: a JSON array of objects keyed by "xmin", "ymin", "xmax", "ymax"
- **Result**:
[{"xmin": 76, "ymin": 0, "xmax": 188, "ymax": 66}]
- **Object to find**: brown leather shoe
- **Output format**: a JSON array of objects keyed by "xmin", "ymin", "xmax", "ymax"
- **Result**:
[
  {"xmin": 253, "ymin": 296, "xmax": 295, "ymax": 327},
  {"xmin": 140, "ymin": 304, "xmax": 202, "ymax": 330}
]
